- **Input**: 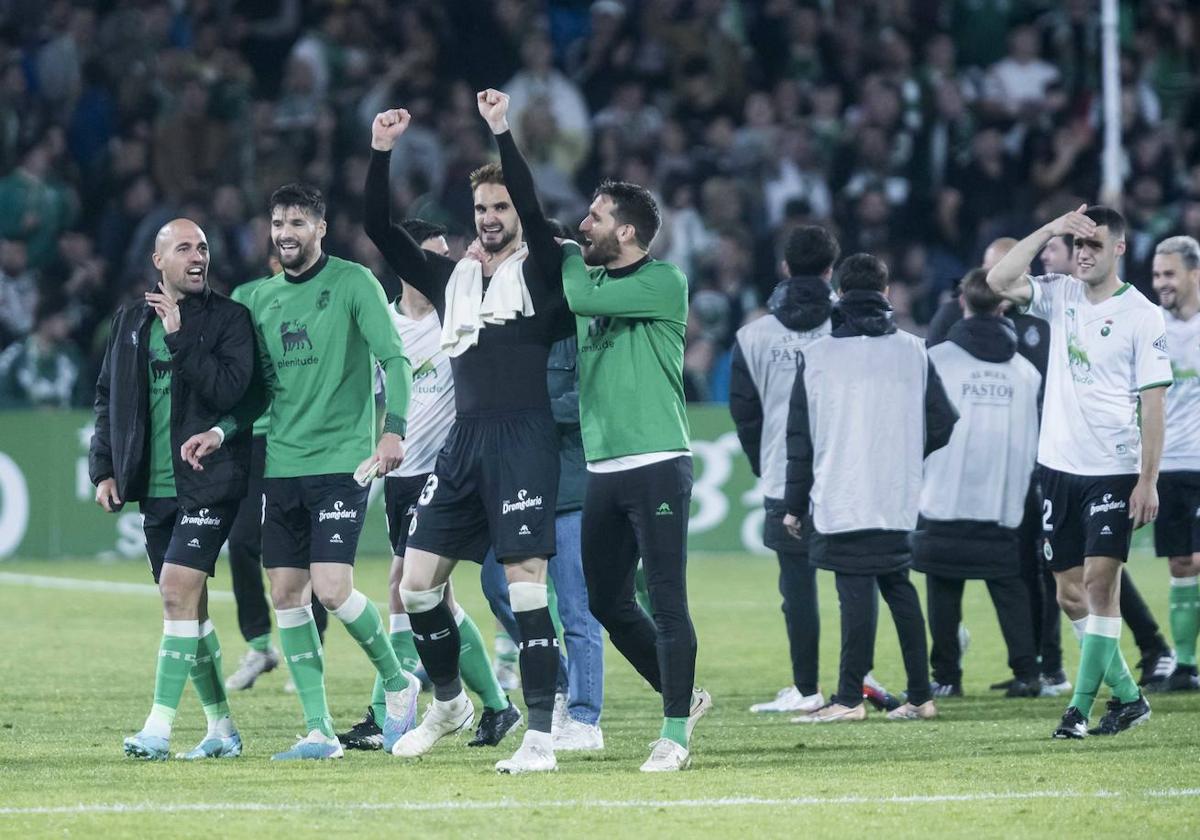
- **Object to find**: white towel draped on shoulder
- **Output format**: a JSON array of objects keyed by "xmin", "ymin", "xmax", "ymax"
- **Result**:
[{"xmin": 440, "ymin": 245, "xmax": 534, "ymax": 357}]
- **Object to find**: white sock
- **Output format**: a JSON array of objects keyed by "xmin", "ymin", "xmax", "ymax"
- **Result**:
[
  {"xmin": 390, "ymin": 613, "xmax": 411, "ymax": 633},
  {"xmin": 1071, "ymin": 617, "xmax": 1088, "ymax": 643},
  {"xmin": 434, "ymin": 688, "xmax": 469, "ymax": 710},
  {"xmin": 208, "ymin": 715, "xmax": 236, "ymax": 738},
  {"xmin": 142, "ymin": 704, "xmax": 175, "ymax": 740}
]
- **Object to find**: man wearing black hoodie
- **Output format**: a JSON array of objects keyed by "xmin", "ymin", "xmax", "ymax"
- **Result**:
[
  {"xmin": 730, "ymin": 226, "xmax": 836, "ymax": 717},
  {"xmin": 913, "ymin": 268, "xmax": 1043, "ymax": 696},
  {"xmin": 784, "ymin": 254, "xmax": 958, "ymax": 723}
]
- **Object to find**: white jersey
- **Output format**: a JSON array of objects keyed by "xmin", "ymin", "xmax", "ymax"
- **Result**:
[
  {"xmin": 1161, "ymin": 308, "xmax": 1200, "ymax": 472},
  {"xmin": 1025, "ymin": 274, "xmax": 1172, "ymax": 476},
  {"xmin": 388, "ymin": 304, "xmax": 454, "ymax": 477}
]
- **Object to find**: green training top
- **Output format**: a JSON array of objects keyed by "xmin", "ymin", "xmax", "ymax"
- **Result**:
[
  {"xmin": 146, "ymin": 317, "xmax": 176, "ymax": 497},
  {"xmin": 561, "ymin": 244, "xmax": 690, "ymax": 461},
  {"xmin": 230, "ymin": 275, "xmax": 272, "ymax": 438},
  {"xmin": 245, "ymin": 254, "xmax": 411, "ymax": 478}
]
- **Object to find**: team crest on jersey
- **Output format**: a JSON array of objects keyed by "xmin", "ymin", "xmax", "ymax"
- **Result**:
[
  {"xmin": 1023, "ymin": 325, "xmax": 1041, "ymax": 348},
  {"xmin": 1100, "ymin": 319, "xmax": 1112, "ymax": 337},
  {"xmin": 317, "ymin": 289, "xmax": 331, "ymax": 310}
]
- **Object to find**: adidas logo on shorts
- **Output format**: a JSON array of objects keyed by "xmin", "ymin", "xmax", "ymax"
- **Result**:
[
  {"xmin": 1100, "ymin": 525, "xmax": 1113, "ymax": 536},
  {"xmin": 330, "ymin": 533, "xmax": 343, "ymax": 544},
  {"xmin": 187, "ymin": 538, "xmax": 201, "ymax": 548},
  {"xmin": 518, "ymin": 525, "xmax": 531, "ymax": 536}
]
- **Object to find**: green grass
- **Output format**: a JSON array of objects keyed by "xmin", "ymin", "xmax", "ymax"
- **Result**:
[{"xmin": 1, "ymin": 551, "xmax": 1198, "ymax": 839}]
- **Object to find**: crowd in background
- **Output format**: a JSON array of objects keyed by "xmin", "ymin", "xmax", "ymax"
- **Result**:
[{"xmin": 1, "ymin": 0, "xmax": 1199, "ymax": 408}]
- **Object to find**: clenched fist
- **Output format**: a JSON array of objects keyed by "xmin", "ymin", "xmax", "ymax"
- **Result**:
[
  {"xmin": 476, "ymin": 89, "xmax": 510, "ymax": 135},
  {"xmin": 372, "ymin": 109, "xmax": 411, "ymax": 152}
]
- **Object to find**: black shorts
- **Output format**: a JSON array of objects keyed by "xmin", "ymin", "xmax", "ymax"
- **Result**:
[
  {"xmin": 1155, "ymin": 470, "xmax": 1200, "ymax": 557},
  {"xmin": 406, "ymin": 411, "xmax": 559, "ymax": 564},
  {"xmin": 262, "ymin": 474, "xmax": 369, "ymax": 568},
  {"xmin": 1038, "ymin": 466, "xmax": 1138, "ymax": 572},
  {"xmin": 141, "ymin": 498, "xmax": 238, "ymax": 583},
  {"xmin": 384, "ymin": 473, "xmax": 430, "ymax": 556}
]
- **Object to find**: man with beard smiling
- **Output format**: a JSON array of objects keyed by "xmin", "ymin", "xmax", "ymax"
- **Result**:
[
  {"xmin": 181, "ymin": 185, "xmax": 420, "ymax": 761},
  {"xmin": 363, "ymin": 90, "xmax": 573, "ymax": 774},
  {"xmin": 1150, "ymin": 235, "xmax": 1200, "ymax": 691},
  {"xmin": 91, "ymin": 219, "xmax": 257, "ymax": 760},
  {"xmin": 559, "ymin": 181, "xmax": 711, "ymax": 772},
  {"xmin": 989, "ymin": 205, "xmax": 1171, "ymax": 738}
]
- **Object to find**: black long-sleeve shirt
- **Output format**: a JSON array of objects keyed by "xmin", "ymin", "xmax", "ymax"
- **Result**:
[{"xmin": 364, "ymin": 131, "xmax": 573, "ymax": 417}]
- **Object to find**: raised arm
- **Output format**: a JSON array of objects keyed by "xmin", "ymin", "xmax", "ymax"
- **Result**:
[
  {"xmin": 477, "ymin": 89, "xmax": 562, "ymax": 291},
  {"xmin": 364, "ymin": 109, "xmax": 454, "ymax": 313},
  {"xmin": 987, "ymin": 204, "xmax": 1095, "ymax": 306}
]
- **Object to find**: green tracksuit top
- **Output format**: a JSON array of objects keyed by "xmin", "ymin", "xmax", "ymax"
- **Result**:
[{"xmin": 561, "ymin": 244, "xmax": 690, "ymax": 461}]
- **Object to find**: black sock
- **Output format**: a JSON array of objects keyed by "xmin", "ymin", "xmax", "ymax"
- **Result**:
[
  {"xmin": 408, "ymin": 601, "xmax": 463, "ymax": 702},
  {"xmin": 514, "ymin": 606, "xmax": 559, "ymax": 733}
]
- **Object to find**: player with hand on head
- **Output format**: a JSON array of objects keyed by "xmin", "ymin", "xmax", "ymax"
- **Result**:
[
  {"xmin": 181, "ymin": 184, "xmax": 420, "ymax": 761},
  {"xmin": 91, "ymin": 219, "xmax": 257, "ymax": 760},
  {"xmin": 988, "ymin": 205, "xmax": 1171, "ymax": 738}
]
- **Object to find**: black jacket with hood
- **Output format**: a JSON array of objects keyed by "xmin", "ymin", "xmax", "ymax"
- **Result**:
[
  {"xmin": 89, "ymin": 287, "xmax": 258, "ymax": 510},
  {"xmin": 729, "ymin": 275, "xmax": 833, "ymax": 479},
  {"xmin": 911, "ymin": 314, "xmax": 1027, "ymax": 579}
]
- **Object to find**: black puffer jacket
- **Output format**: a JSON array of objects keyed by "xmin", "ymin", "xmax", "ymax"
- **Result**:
[{"xmin": 89, "ymin": 287, "xmax": 258, "ymax": 509}]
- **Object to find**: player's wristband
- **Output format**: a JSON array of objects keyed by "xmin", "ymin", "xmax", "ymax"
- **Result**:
[{"xmin": 383, "ymin": 412, "xmax": 406, "ymax": 437}]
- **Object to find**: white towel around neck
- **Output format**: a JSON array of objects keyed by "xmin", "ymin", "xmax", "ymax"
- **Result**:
[{"xmin": 440, "ymin": 245, "xmax": 535, "ymax": 357}]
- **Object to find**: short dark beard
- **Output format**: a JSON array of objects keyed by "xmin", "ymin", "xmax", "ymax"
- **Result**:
[
  {"xmin": 480, "ymin": 227, "xmax": 517, "ymax": 254},
  {"xmin": 583, "ymin": 231, "xmax": 621, "ymax": 266},
  {"xmin": 277, "ymin": 239, "xmax": 313, "ymax": 270}
]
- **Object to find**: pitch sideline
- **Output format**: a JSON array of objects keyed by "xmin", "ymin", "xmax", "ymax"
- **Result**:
[{"xmin": 2, "ymin": 788, "xmax": 1199, "ymax": 816}]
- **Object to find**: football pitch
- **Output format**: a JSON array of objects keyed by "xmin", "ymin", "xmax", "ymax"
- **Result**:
[{"xmin": 1, "ymin": 551, "xmax": 1197, "ymax": 839}]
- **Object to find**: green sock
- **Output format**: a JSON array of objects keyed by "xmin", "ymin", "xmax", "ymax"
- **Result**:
[
  {"xmin": 1170, "ymin": 577, "xmax": 1200, "ymax": 667},
  {"xmin": 145, "ymin": 620, "xmax": 200, "ymax": 738},
  {"xmin": 661, "ymin": 716, "xmax": 688, "ymax": 748},
  {"xmin": 334, "ymin": 592, "xmax": 408, "ymax": 692},
  {"xmin": 247, "ymin": 633, "xmax": 271, "ymax": 654},
  {"xmin": 1070, "ymin": 616, "xmax": 1140, "ymax": 715},
  {"xmin": 190, "ymin": 621, "xmax": 231, "ymax": 731},
  {"xmin": 1103, "ymin": 647, "xmax": 1141, "ymax": 704},
  {"xmin": 277, "ymin": 607, "xmax": 333, "ymax": 738},
  {"xmin": 495, "ymin": 628, "xmax": 518, "ymax": 667},
  {"xmin": 455, "ymin": 608, "xmax": 508, "ymax": 712},
  {"xmin": 371, "ymin": 618, "xmax": 422, "ymax": 723}
]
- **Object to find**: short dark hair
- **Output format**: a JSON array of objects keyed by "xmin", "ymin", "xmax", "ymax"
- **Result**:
[
  {"xmin": 1084, "ymin": 205, "xmax": 1126, "ymax": 239},
  {"xmin": 269, "ymin": 183, "xmax": 325, "ymax": 220},
  {"xmin": 835, "ymin": 253, "xmax": 889, "ymax": 293},
  {"xmin": 400, "ymin": 219, "xmax": 447, "ymax": 244},
  {"xmin": 960, "ymin": 267, "xmax": 1003, "ymax": 315},
  {"xmin": 784, "ymin": 225, "xmax": 840, "ymax": 277},
  {"xmin": 595, "ymin": 179, "xmax": 661, "ymax": 249},
  {"xmin": 469, "ymin": 162, "xmax": 505, "ymax": 190}
]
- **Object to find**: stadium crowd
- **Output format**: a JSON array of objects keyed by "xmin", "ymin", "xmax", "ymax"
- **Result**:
[{"xmin": 1, "ymin": 0, "xmax": 1199, "ymax": 407}]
